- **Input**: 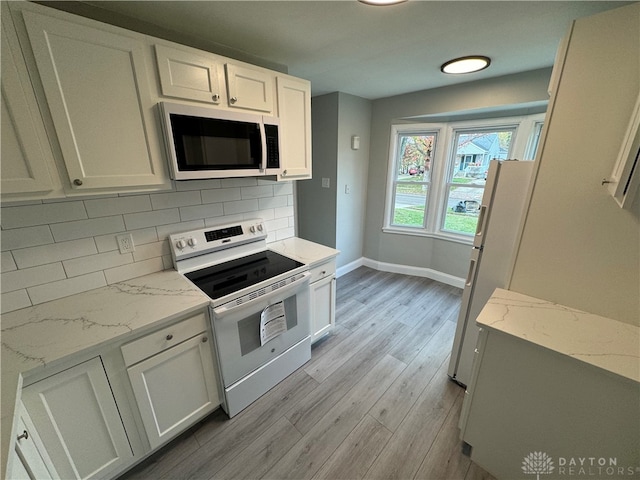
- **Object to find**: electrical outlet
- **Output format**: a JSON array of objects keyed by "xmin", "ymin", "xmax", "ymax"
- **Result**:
[{"xmin": 116, "ymin": 233, "xmax": 135, "ymax": 254}]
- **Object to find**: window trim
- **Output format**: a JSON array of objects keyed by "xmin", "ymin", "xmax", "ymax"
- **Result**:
[{"xmin": 383, "ymin": 114, "xmax": 545, "ymax": 244}]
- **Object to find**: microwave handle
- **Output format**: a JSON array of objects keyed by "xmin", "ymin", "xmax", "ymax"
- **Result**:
[{"xmin": 259, "ymin": 121, "xmax": 267, "ymax": 172}]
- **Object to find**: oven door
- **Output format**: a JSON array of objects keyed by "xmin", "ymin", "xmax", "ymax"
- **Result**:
[{"xmin": 211, "ymin": 273, "xmax": 310, "ymax": 387}]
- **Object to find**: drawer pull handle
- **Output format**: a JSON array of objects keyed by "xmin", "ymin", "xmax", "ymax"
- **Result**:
[
  {"xmin": 166, "ymin": 334, "xmax": 174, "ymax": 341},
  {"xmin": 202, "ymin": 336, "xmax": 208, "ymax": 343},
  {"xmin": 17, "ymin": 430, "xmax": 28, "ymax": 442}
]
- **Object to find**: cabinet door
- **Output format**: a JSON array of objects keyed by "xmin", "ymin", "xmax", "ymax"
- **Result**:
[
  {"xmin": 22, "ymin": 10, "xmax": 169, "ymax": 192},
  {"xmin": 276, "ymin": 76, "xmax": 312, "ymax": 180},
  {"xmin": 21, "ymin": 357, "xmax": 133, "ymax": 480},
  {"xmin": 155, "ymin": 44, "xmax": 223, "ymax": 104},
  {"xmin": 310, "ymin": 275, "xmax": 336, "ymax": 344},
  {"xmin": 225, "ymin": 64, "xmax": 274, "ymax": 113},
  {"xmin": 1, "ymin": 10, "xmax": 57, "ymax": 196},
  {"xmin": 127, "ymin": 332, "xmax": 220, "ymax": 450},
  {"xmin": 10, "ymin": 403, "xmax": 58, "ymax": 480}
]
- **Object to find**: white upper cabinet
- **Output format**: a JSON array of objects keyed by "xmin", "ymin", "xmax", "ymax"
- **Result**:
[
  {"xmin": 21, "ymin": 9, "xmax": 170, "ymax": 192},
  {"xmin": 155, "ymin": 44, "xmax": 223, "ymax": 105},
  {"xmin": 1, "ymin": 8, "xmax": 61, "ymax": 198},
  {"xmin": 225, "ymin": 64, "xmax": 274, "ymax": 113},
  {"xmin": 276, "ymin": 75, "xmax": 312, "ymax": 180}
]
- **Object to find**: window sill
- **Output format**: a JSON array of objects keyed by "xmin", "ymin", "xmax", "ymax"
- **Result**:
[{"xmin": 382, "ymin": 227, "xmax": 473, "ymax": 246}]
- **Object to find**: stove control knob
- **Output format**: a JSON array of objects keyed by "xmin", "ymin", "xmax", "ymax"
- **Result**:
[
  {"xmin": 250, "ymin": 226, "xmax": 256, "ymax": 233},
  {"xmin": 257, "ymin": 224, "xmax": 263, "ymax": 232},
  {"xmin": 187, "ymin": 237, "xmax": 197, "ymax": 247},
  {"xmin": 176, "ymin": 240, "xmax": 187, "ymax": 250}
]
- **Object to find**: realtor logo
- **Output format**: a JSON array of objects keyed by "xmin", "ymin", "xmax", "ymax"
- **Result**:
[{"xmin": 523, "ymin": 451, "xmax": 555, "ymax": 480}]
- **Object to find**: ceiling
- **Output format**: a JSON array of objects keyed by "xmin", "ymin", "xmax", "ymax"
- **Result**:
[{"xmin": 55, "ymin": 1, "xmax": 629, "ymax": 100}]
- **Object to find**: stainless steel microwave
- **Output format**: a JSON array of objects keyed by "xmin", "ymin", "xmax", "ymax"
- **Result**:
[{"xmin": 159, "ymin": 102, "xmax": 281, "ymax": 180}]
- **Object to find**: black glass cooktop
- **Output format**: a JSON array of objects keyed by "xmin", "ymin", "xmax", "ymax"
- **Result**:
[{"xmin": 185, "ymin": 250, "xmax": 303, "ymax": 300}]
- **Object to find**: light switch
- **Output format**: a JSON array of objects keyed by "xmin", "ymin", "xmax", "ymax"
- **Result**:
[
  {"xmin": 322, "ymin": 178, "xmax": 330, "ymax": 188},
  {"xmin": 345, "ymin": 184, "xmax": 351, "ymax": 194}
]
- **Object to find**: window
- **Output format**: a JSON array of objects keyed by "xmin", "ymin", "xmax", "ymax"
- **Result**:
[{"xmin": 384, "ymin": 114, "xmax": 544, "ymax": 242}]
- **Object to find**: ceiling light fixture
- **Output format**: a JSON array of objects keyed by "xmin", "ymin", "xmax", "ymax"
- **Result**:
[
  {"xmin": 358, "ymin": 0, "xmax": 407, "ymax": 6},
  {"xmin": 441, "ymin": 56, "xmax": 491, "ymax": 74}
]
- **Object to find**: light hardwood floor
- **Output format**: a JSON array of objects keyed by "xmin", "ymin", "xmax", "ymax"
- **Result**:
[{"xmin": 120, "ymin": 267, "xmax": 496, "ymax": 480}]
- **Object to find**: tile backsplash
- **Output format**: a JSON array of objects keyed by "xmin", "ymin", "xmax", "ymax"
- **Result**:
[{"xmin": 1, "ymin": 178, "xmax": 295, "ymax": 314}]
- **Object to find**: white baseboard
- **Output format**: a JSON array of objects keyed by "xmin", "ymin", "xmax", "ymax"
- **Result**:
[
  {"xmin": 335, "ymin": 257, "xmax": 365, "ymax": 278},
  {"xmin": 359, "ymin": 257, "xmax": 465, "ymax": 289}
]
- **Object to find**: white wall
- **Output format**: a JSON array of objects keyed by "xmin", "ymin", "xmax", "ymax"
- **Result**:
[
  {"xmin": 364, "ymin": 69, "xmax": 553, "ymax": 279},
  {"xmin": 509, "ymin": 4, "xmax": 640, "ymax": 326},
  {"xmin": 1, "ymin": 178, "xmax": 295, "ymax": 313}
]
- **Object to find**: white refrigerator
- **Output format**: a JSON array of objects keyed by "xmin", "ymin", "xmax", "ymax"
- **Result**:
[{"xmin": 447, "ymin": 159, "xmax": 534, "ymax": 387}]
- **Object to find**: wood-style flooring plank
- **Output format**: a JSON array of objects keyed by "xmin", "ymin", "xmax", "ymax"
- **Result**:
[
  {"xmin": 311, "ymin": 414, "xmax": 392, "ymax": 480},
  {"xmin": 414, "ymin": 390, "xmax": 471, "ymax": 480},
  {"xmin": 363, "ymin": 358, "xmax": 460, "ymax": 480},
  {"xmin": 370, "ymin": 320, "xmax": 457, "ymax": 432},
  {"xmin": 264, "ymin": 354, "xmax": 406, "ymax": 480},
  {"xmin": 211, "ymin": 417, "xmax": 302, "ymax": 480},
  {"xmin": 286, "ymin": 320, "xmax": 413, "ymax": 435}
]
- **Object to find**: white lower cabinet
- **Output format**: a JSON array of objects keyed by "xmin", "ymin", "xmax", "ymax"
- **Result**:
[
  {"xmin": 122, "ymin": 313, "xmax": 220, "ymax": 450},
  {"xmin": 309, "ymin": 260, "xmax": 336, "ymax": 343},
  {"xmin": 20, "ymin": 357, "xmax": 133, "ymax": 480},
  {"xmin": 9, "ymin": 402, "xmax": 58, "ymax": 480}
]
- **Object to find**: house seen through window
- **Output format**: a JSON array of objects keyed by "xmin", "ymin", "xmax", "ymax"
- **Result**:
[{"xmin": 385, "ymin": 114, "xmax": 544, "ymax": 241}]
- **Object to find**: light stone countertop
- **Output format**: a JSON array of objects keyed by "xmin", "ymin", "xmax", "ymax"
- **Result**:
[
  {"xmin": 476, "ymin": 288, "xmax": 640, "ymax": 384},
  {"xmin": 1, "ymin": 237, "xmax": 339, "ymax": 477},
  {"xmin": 269, "ymin": 237, "xmax": 340, "ymax": 268}
]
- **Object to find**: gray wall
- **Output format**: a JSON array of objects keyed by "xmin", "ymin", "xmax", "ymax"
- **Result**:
[
  {"xmin": 363, "ymin": 68, "xmax": 553, "ymax": 279},
  {"xmin": 297, "ymin": 92, "xmax": 372, "ymax": 270},
  {"xmin": 510, "ymin": 5, "xmax": 640, "ymax": 326}
]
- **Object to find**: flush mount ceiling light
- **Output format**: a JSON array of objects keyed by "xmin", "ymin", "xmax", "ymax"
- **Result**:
[
  {"xmin": 358, "ymin": 0, "xmax": 407, "ymax": 5},
  {"xmin": 441, "ymin": 56, "xmax": 491, "ymax": 74}
]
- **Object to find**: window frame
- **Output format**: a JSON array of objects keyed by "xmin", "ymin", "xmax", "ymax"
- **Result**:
[{"xmin": 383, "ymin": 113, "xmax": 545, "ymax": 244}]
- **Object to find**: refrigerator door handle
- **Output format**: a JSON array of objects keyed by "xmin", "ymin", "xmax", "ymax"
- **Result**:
[
  {"xmin": 475, "ymin": 205, "xmax": 488, "ymax": 242},
  {"xmin": 465, "ymin": 258, "xmax": 477, "ymax": 287}
]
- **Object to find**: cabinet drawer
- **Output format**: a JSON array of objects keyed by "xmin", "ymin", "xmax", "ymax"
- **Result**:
[
  {"xmin": 309, "ymin": 259, "xmax": 336, "ymax": 283},
  {"xmin": 122, "ymin": 311, "xmax": 208, "ymax": 367}
]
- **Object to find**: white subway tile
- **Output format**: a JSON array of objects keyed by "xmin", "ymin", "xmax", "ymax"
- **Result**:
[
  {"xmin": 273, "ymin": 183, "xmax": 294, "ymax": 196},
  {"xmin": 50, "ymin": 215, "xmax": 125, "ymax": 242},
  {"xmin": 84, "ymin": 196, "xmax": 152, "ymax": 218},
  {"xmin": 265, "ymin": 217, "xmax": 289, "ymax": 233},
  {"xmin": 162, "ymin": 254, "xmax": 174, "ymax": 270},
  {"xmin": 204, "ymin": 215, "xmax": 244, "ymax": 227},
  {"xmin": 1, "ymin": 199, "xmax": 43, "ymax": 207},
  {"xmin": 132, "ymin": 240, "xmax": 170, "ymax": 262},
  {"xmin": 13, "ymin": 238, "xmax": 98, "ymax": 269},
  {"xmin": 1, "ymin": 290, "xmax": 32, "ymax": 314},
  {"xmin": 287, "ymin": 194, "xmax": 294, "ymax": 206},
  {"xmin": 220, "ymin": 178, "xmax": 257, "ymax": 188},
  {"xmin": 200, "ymin": 188, "xmax": 242, "ymax": 204},
  {"xmin": 274, "ymin": 206, "xmax": 295, "ymax": 219},
  {"xmin": 241, "ymin": 185, "xmax": 274, "ymax": 199},
  {"xmin": 1, "ymin": 226, "xmax": 54, "ymax": 251},
  {"xmin": 2, "ymin": 263, "xmax": 66, "ymax": 293},
  {"xmin": 150, "ymin": 191, "xmax": 201, "ymax": 210},
  {"xmin": 104, "ymin": 257, "xmax": 163, "ymax": 284},
  {"xmin": 63, "ymin": 250, "xmax": 133, "ymax": 277},
  {"xmin": 124, "ymin": 209, "xmax": 180, "ymax": 230},
  {"xmin": 223, "ymin": 199, "xmax": 259, "ymax": 215},
  {"xmin": 176, "ymin": 178, "xmax": 221, "ymax": 191},
  {"xmin": 180, "ymin": 203, "xmax": 224, "ymax": 222},
  {"xmin": 1, "ymin": 202, "xmax": 87, "ymax": 229},
  {"xmin": 275, "ymin": 227, "xmax": 295, "ymax": 241},
  {"xmin": 28, "ymin": 272, "xmax": 106, "ymax": 305},
  {"xmin": 243, "ymin": 209, "xmax": 274, "ymax": 221},
  {"xmin": 94, "ymin": 227, "xmax": 158, "ymax": 253},
  {"xmin": 156, "ymin": 220, "xmax": 205, "ymax": 240},
  {"xmin": 258, "ymin": 195, "xmax": 288, "ymax": 209},
  {"xmin": 1, "ymin": 252, "xmax": 16, "ymax": 272}
]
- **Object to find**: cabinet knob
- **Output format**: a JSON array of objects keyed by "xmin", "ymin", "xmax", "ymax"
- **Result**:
[
  {"xmin": 166, "ymin": 334, "xmax": 173, "ymax": 341},
  {"xmin": 230, "ymin": 96, "xmax": 238, "ymax": 104},
  {"xmin": 282, "ymin": 170, "xmax": 287, "ymax": 177},
  {"xmin": 202, "ymin": 336, "xmax": 208, "ymax": 343},
  {"xmin": 16, "ymin": 430, "xmax": 28, "ymax": 442},
  {"xmin": 321, "ymin": 271, "xmax": 326, "ymax": 275},
  {"xmin": 73, "ymin": 179, "xmax": 83, "ymax": 186},
  {"xmin": 212, "ymin": 94, "xmax": 220, "ymax": 102}
]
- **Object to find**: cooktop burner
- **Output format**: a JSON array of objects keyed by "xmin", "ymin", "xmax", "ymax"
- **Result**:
[{"xmin": 184, "ymin": 250, "xmax": 303, "ymax": 300}]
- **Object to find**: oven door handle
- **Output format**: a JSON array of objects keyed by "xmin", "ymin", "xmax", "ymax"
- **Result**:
[{"xmin": 213, "ymin": 271, "xmax": 310, "ymax": 317}]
